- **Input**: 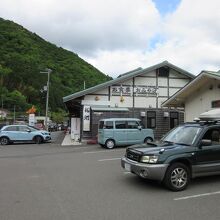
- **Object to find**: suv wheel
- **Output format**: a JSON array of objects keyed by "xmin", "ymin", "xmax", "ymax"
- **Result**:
[
  {"xmin": 0, "ymin": 137, "xmax": 9, "ymax": 145},
  {"xmin": 105, "ymin": 139, "xmax": 115, "ymax": 149},
  {"xmin": 34, "ymin": 136, "xmax": 43, "ymax": 144},
  {"xmin": 164, "ymin": 163, "xmax": 190, "ymax": 191}
]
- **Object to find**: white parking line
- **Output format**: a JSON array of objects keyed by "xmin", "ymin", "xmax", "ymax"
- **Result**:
[
  {"xmin": 174, "ymin": 191, "xmax": 220, "ymax": 201},
  {"xmin": 84, "ymin": 149, "xmax": 124, "ymax": 154},
  {"xmin": 73, "ymin": 146, "xmax": 90, "ymax": 150},
  {"xmin": 98, "ymin": 157, "xmax": 121, "ymax": 162}
]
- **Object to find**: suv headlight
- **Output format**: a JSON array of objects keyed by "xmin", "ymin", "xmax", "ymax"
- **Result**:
[{"xmin": 141, "ymin": 155, "xmax": 158, "ymax": 163}]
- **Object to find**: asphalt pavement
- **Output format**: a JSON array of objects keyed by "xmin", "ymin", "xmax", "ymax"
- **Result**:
[{"xmin": 1, "ymin": 132, "xmax": 220, "ymax": 220}]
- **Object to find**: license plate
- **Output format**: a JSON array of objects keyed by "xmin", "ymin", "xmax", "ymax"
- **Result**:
[{"xmin": 125, "ymin": 163, "xmax": 131, "ymax": 172}]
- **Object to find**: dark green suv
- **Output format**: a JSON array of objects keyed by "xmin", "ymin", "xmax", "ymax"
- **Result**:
[{"xmin": 121, "ymin": 121, "xmax": 220, "ymax": 191}]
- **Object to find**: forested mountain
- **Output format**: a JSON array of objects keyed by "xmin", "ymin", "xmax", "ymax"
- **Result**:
[{"xmin": 0, "ymin": 17, "xmax": 111, "ymax": 115}]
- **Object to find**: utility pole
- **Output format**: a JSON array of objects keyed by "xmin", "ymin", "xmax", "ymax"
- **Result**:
[
  {"xmin": 1, "ymin": 94, "xmax": 3, "ymax": 109},
  {"xmin": 13, "ymin": 105, "xmax": 15, "ymax": 124},
  {"xmin": 40, "ymin": 68, "xmax": 52, "ymax": 131}
]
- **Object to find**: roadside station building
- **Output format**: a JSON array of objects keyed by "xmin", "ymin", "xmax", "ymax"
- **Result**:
[
  {"xmin": 162, "ymin": 70, "xmax": 220, "ymax": 121},
  {"xmin": 63, "ymin": 61, "xmax": 194, "ymax": 141}
]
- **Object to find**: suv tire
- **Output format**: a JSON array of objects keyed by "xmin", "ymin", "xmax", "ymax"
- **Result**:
[
  {"xmin": 164, "ymin": 163, "xmax": 190, "ymax": 191},
  {"xmin": 0, "ymin": 137, "xmax": 10, "ymax": 145}
]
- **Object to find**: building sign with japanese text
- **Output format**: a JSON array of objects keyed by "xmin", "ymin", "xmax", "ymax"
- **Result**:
[
  {"xmin": 111, "ymin": 85, "xmax": 157, "ymax": 96},
  {"xmin": 83, "ymin": 106, "xmax": 91, "ymax": 131}
]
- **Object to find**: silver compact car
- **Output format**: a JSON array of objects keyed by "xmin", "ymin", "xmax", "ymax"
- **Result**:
[{"xmin": 0, "ymin": 125, "xmax": 51, "ymax": 145}]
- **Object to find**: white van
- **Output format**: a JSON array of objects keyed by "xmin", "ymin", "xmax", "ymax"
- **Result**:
[{"xmin": 98, "ymin": 118, "xmax": 154, "ymax": 149}]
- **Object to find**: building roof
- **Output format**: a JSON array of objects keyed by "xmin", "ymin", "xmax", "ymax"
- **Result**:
[
  {"xmin": 162, "ymin": 70, "xmax": 220, "ymax": 108},
  {"xmin": 91, "ymin": 106, "xmax": 129, "ymax": 112},
  {"xmin": 63, "ymin": 61, "xmax": 194, "ymax": 103}
]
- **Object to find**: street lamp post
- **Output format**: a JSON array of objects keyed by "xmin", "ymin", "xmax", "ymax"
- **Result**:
[{"xmin": 40, "ymin": 68, "xmax": 52, "ymax": 131}]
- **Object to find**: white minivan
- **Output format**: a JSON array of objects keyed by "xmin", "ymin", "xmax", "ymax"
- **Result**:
[{"xmin": 98, "ymin": 118, "xmax": 154, "ymax": 149}]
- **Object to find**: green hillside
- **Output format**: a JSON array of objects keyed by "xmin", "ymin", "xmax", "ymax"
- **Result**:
[{"xmin": 0, "ymin": 17, "xmax": 111, "ymax": 115}]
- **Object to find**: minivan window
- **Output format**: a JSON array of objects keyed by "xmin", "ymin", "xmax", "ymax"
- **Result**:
[
  {"xmin": 99, "ymin": 121, "xmax": 104, "ymax": 129},
  {"xmin": 115, "ymin": 121, "xmax": 126, "ymax": 129},
  {"xmin": 127, "ymin": 121, "xmax": 139, "ymax": 129},
  {"xmin": 105, "ymin": 121, "xmax": 113, "ymax": 129}
]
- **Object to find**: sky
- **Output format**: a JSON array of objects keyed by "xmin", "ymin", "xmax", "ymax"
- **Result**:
[{"xmin": 0, "ymin": 0, "xmax": 220, "ymax": 77}]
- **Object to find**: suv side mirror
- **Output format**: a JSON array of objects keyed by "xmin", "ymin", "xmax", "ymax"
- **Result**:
[
  {"xmin": 25, "ymin": 129, "xmax": 31, "ymax": 132},
  {"xmin": 200, "ymin": 139, "xmax": 212, "ymax": 147}
]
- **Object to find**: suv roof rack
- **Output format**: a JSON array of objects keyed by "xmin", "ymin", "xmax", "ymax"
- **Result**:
[{"xmin": 192, "ymin": 118, "xmax": 220, "ymax": 126}]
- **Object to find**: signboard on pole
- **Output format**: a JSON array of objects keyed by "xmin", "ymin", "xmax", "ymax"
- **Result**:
[
  {"xmin": 29, "ymin": 114, "xmax": 35, "ymax": 126},
  {"xmin": 83, "ymin": 106, "xmax": 90, "ymax": 131}
]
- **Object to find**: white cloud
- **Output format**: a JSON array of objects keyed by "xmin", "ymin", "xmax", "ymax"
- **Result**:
[
  {"xmin": 89, "ymin": 0, "xmax": 220, "ymax": 76},
  {"xmin": 148, "ymin": 0, "xmax": 220, "ymax": 74},
  {"xmin": 0, "ymin": 0, "xmax": 160, "ymax": 54},
  {"xmin": 0, "ymin": 0, "xmax": 220, "ymax": 76}
]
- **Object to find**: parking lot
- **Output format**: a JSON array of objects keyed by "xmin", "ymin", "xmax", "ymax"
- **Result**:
[{"xmin": 1, "ymin": 132, "xmax": 220, "ymax": 220}]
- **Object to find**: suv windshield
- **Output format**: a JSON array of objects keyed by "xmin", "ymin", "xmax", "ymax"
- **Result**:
[{"xmin": 162, "ymin": 126, "xmax": 202, "ymax": 146}]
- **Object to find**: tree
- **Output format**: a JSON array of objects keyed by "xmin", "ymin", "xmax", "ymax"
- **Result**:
[
  {"xmin": 51, "ymin": 109, "xmax": 67, "ymax": 124},
  {"xmin": 0, "ymin": 64, "xmax": 11, "ymax": 87},
  {"xmin": 4, "ymin": 90, "xmax": 29, "ymax": 111}
]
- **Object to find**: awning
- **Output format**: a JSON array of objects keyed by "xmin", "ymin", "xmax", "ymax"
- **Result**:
[{"xmin": 91, "ymin": 106, "xmax": 129, "ymax": 112}]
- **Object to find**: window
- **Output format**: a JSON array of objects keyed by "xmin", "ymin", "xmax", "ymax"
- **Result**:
[
  {"xmin": 115, "ymin": 121, "xmax": 126, "ymax": 129},
  {"xmin": 158, "ymin": 67, "xmax": 169, "ymax": 77},
  {"xmin": 170, "ymin": 112, "xmax": 179, "ymax": 129},
  {"xmin": 19, "ymin": 126, "xmax": 29, "ymax": 132},
  {"xmin": 202, "ymin": 128, "xmax": 220, "ymax": 145},
  {"xmin": 212, "ymin": 100, "xmax": 220, "ymax": 108},
  {"xmin": 147, "ymin": 111, "xmax": 156, "ymax": 128},
  {"xmin": 99, "ymin": 121, "xmax": 104, "ymax": 129},
  {"xmin": 4, "ymin": 126, "xmax": 18, "ymax": 131},
  {"xmin": 105, "ymin": 121, "xmax": 113, "ymax": 129},
  {"xmin": 127, "ymin": 121, "xmax": 139, "ymax": 129},
  {"xmin": 163, "ymin": 126, "xmax": 201, "ymax": 145}
]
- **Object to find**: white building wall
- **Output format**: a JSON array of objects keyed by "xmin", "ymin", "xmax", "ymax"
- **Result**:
[
  {"xmin": 169, "ymin": 88, "xmax": 180, "ymax": 96},
  {"xmin": 169, "ymin": 69, "xmax": 186, "ymax": 78},
  {"xmin": 158, "ymin": 77, "xmax": 168, "ymax": 86},
  {"xmin": 169, "ymin": 78, "xmax": 189, "ymax": 88},
  {"xmin": 84, "ymin": 95, "xmax": 109, "ymax": 101},
  {"xmin": 185, "ymin": 79, "xmax": 220, "ymax": 121},
  {"xmin": 135, "ymin": 97, "xmax": 156, "ymax": 108},
  {"xmin": 82, "ymin": 68, "xmax": 192, "ymax": 109},
  {"xmin": 141, "ymin": 70, "xmax": 156, "ymax": 77},
  {"xmin": 110, "ymin": 96, "xmax": 133, "ymax": 108},
  {"xmin": 158, "ymin": 87, "xmax": 168, "ymax": 96}
]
